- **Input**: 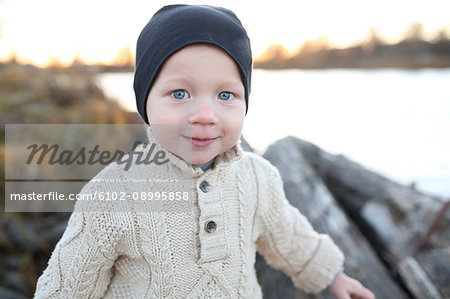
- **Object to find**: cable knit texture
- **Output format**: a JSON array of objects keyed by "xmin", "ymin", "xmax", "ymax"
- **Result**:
[{"xmin": 34, "ymin": 128, "xmax": 344, "ymax": 298}]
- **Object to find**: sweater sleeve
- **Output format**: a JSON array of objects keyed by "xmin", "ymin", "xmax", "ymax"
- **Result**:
[
  {"xmin": 34, "ymin": 184, "xmax": 125, "ymax": 298},
  {"xmin": 252, "ymin": 156, "xmax": 344, "ymax": 294}
]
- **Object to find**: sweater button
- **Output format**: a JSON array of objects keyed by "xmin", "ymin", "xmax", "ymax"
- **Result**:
[
  {"xmin": 199, "ymin": 180, "xmax": 210, "ymax": 193},
  {"xmin": 204, "ymin": 220, "xmax": 217, "ymax": 233}
]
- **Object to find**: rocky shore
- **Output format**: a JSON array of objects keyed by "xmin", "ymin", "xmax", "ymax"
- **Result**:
[{"xmin": 0, "ymin": 63, "xmax": 143, "ymax": 298}]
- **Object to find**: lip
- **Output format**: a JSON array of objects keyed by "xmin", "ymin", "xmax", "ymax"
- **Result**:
[{"xmin": 186, "ymin": 136, "xmax": 217, "ymax": 147}]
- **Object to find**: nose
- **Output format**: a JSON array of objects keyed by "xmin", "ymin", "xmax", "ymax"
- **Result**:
[{"xmin": 188, "ymin": 100, "xmax": 218, "ymax": 125}]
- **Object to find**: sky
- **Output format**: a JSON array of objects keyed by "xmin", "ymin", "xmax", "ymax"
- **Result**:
[{"xmin": 0, "ymin": 0, "xmax": 449, "ymax": 66}]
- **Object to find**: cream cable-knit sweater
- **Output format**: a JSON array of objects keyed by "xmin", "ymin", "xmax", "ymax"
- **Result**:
[{"xmin": 34, "ymin": 128, "xmax": 344, "ymax": 299}]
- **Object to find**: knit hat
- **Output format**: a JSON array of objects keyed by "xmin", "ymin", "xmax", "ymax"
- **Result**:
[{"xmin": 134, "ymin": 4, "xmax": 252, "ymax": 124}]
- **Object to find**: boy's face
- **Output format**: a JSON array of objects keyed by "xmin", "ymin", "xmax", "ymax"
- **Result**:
[{"xmin": 146, "ymin": 44, "xmax": 246, "ymax": 165}]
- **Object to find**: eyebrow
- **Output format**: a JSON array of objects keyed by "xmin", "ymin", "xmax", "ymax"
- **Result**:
[
  {"xmin": 159, "ymin": 75, "xmax": 243, "ymax": 89},
  {"xmin": 158, "ymin": 75, "xmax": 192, "ymax": 86},
  {"xmin": 217, "ymin": 80, "xmax": 245, "ymax": 93}
]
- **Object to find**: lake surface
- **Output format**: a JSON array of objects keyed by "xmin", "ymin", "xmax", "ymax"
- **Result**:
[{"xmin": 96, "ymin": 69, "xmax": 450, "ymax": 198}]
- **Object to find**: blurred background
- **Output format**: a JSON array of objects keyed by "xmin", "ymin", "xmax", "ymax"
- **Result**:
[{"xmin": 1, "ymin": 0, "xmax": 449, "ymax": 298}]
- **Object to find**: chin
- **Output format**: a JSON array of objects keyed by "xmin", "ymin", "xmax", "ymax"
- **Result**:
[
  {"xmin": 190, "ymin": 154, "xmax": 215, "ymax": 165},
  {"xmin": 191, "ymin": 158, "xmax": 210, "ymax": 165}
]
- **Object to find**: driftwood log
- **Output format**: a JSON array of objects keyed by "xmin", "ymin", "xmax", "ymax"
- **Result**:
[
  {"xmin": 289, "ymin": 137, "xmax": 449, "ymax": 299},
  {"xmin": 254, "ymin": 137, "xmax": 409, "ymax": 298}
]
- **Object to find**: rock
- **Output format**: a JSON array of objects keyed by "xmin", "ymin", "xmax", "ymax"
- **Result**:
[
  {"xmin": 255, "ymin": 137, "xmax": 408, "ymax": 298},
  {"xmin": 398, "ymin": 257, "xmax": 442, "ymax": 299},
  {"xmin": 291, "ymin": 137, "xmax": 449, "ymax": 298},
  {"xmin": 416, "ymin": 248, "xmax": 450, "ymax": 298},
  {"xmin": 3, "ymin": 271, "xmax": 27, "ymax": 293},
  {"xmin": 0, "ymin": 286, "xmax": 27, "ymax": 299},
  {"xmin": 240, "ymin": 135, "xmax": 254, "ymax": 152}
]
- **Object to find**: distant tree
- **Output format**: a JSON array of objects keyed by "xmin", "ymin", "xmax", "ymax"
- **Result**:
[
  {"xmin": 297, "ymin": 35, "xmax": 329, "ymax": 56},
  {"xmin": 8, "ymin": 50, "xmax": 18, "ymax": 64},
  {"xmin": 402, "ymin": 21, "xmax": 424, "ymax": 42},
  {"xmin": 435, "ymin": 28, "xmax": 450, "ymax": 42},
  {"xmin": 71, "ymin": 49, "xmax": 85, "ymax": 66},
  {"xmin": 111, "ymin": 46, "xmax": 134, "ymax": 67},
  {"xmin": 46, "ymin": 56, "xmax": 64, "ymax": 68},
  {"xmin": 255, "ymin": 44, "xmax": 290, "ymax": 68},
  {"xmin": 256, "ymin": 44, "xmax": 289, "ymax": 61},
  {"xmin": 363, "ymin": 27, "xmax": 384, "ymax": 53}
]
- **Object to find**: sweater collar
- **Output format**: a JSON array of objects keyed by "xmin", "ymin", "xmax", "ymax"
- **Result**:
[{"xmin": 145, "ymin": 126, "xmax": 243, "ymax": 176}]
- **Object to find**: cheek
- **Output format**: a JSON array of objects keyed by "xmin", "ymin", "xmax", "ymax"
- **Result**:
[
  {"xmin": 224, "ymin": 111, "xmax": 245, "ymax": 139},
  {"xmin": 151, "ymin": 125, "xmax": 177, "ymax": 151},
  {"xmin": 146, "ymin": 98, "xmax": 157, "ymax": 124},
  {"xmin": 147, "ymin": 98, "xmax": 181, "ymax": 125}
]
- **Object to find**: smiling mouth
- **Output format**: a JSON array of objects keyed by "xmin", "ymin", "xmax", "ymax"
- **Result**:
[{"xmin": 186, "ymin": 136, "xmax": 217, "ymax": 147}]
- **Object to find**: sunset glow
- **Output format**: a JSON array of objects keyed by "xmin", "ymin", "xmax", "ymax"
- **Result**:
[{"xmin": 0, "ymin": 0, "xmax": 449, "ymax": 67}]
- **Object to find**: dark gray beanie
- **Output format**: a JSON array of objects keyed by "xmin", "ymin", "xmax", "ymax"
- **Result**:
[{"xmin": 134, "ymin": 4, "xmax": 252, "ymax": 124}]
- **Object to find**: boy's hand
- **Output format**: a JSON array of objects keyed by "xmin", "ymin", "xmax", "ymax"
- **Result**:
[{"xmin": 329, "ymin": 272, "xmax": 375, "ymax": 299}]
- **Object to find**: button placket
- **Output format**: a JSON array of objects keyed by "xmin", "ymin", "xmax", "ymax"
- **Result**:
[{"xmin": 196, "ymin": 176, "xmax": 227, "ymax": 263}]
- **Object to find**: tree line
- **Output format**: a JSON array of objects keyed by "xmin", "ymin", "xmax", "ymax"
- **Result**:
[{"xmin": 254, "ymin": 22, "xmax": 450, "ymax": 69}]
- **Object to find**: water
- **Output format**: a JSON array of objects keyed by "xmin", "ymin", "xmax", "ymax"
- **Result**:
[{"xmin": 96, "ymin": 69, "xmax": 450, "ymax": 198}]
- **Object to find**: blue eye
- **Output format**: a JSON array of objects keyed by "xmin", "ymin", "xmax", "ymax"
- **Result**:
[
  {"xmin": 171, "ymin": 90, "xmax": 189, "ymax": 100},
  {"xmin": 218, "ymin": 92, "xmax": 235, "ymax": 101}
]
